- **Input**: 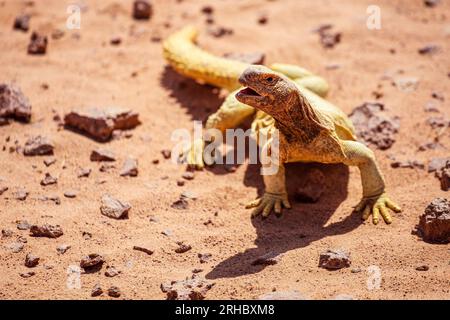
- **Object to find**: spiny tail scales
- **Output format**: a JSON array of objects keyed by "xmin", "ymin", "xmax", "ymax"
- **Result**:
[{"xmin": 163, "ymin": 26, "xmax": 249, "ymax": 91}]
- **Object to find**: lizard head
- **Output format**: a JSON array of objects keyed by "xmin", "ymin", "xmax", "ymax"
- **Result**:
[{"xmin": 235, "ymin": 65, "xmax": 298, "ymax": 115}]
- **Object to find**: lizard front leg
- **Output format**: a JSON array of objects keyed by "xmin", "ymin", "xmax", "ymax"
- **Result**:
[
  {"xmin": 246, "ymin": 163, "xmax": 291, "ymax": 219},
  {"xmin": 341, "ymin": 140, "xmax": 401, "ymax": 224}
]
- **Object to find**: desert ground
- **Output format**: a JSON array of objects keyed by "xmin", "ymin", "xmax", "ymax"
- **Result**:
[{"xmin": 0, "ymin": 0, "xmax": 449, "ymax": 300}]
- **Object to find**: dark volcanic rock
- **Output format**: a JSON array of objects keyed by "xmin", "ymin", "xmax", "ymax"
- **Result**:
[
  {"xmin": 295, "ymin": 168, "xmax": 325, "ymax": 203},
  {"xmin": 23, "ymin": 136, "xmax": 54, "ymax": 156},
  {"xmin": 223, "ymin": 52, "xmax": 265, "ymax": 65},
  {"xmin": 0, "ymin": 84, "xmax": 32, "ymax": 123},
  {"xmin": 64, "ymin": 107, "xmax": 140, "ymax": 141},
  {"xmin": 174, "ymin": 242, "xmax": 192, "ymax": 254},
  {"xmin": 160, "ymin": 275, "xmax": 215, "ymax": 300},
  {"xmin": 319, "ymin": 249, "xmax": 351, "ymax": 270},
  {"xmin": 91, "ymin": 284, "xmax": 103, "ymax": 297},
  {"xmin": 13, "ymin": 14, "xmax": 30, "ymax": 32},
  {"xmin": 107, "ymin": 286, "xmax": 121, "ymax": 298},
  {"xmin": 437, "ymin": 161, "xmax": 450, "ymax": 191},
  {"xmin": 120, "ymin": 158, "xmax": 138, "ymax": 177},
  {"xmin": 133, "ymin": 0, "xmax": 152, "ymax": 20},
  {"xmin": 417, "ymin": 198, "xmax": 450, "ymax": 243},
  {"xmin": 28, "ymin": 32, "xmax": 47, "ymax": 55},
  {"xmin": 80, "ymin": 254, "xmax": 105, "ymax": 270},
  {"xmin": 30, "ymin": 224, "xmax": 63, "ymax": 238},
  {"xmin": 90, "ymin": 149, "xmax": 116, "ymax": 162},
  {"xmin": 349, "ymin": 102, "xmax": 399, "ymax": 150},
  {"xmin": 100, "ymin": 194, "xmax": 131, "ymax": 219},
  {"xmin": 25, "ymin": 253, "xmax": 39, "ymax": 268}
]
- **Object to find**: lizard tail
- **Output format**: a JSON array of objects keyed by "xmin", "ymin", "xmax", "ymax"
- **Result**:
[{"xmin": 163, "ymin": 26, "xmax": 249, "ymax": 91}]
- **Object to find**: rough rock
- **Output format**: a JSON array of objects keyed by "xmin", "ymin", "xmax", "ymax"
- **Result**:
[
  {"xmin": 64, "ymin": 107, "xmax": 140, "ymax": 141},
  {"xmin": 259, "ymin": 290, "xmax": 306, "ymax": 300},
  {"xmin": 77, "ymin": 167, "xmax": 91, "ymax": 178},
  {"xmin": 91, "ymin": 284, "xmax": 103, "ymax": 297},
  {"xmin": 133, "ymin": 0, "xmax": 152, "ymax": 20},
  {"xmin": 120, "ymin": 158, "xmax": 138, "ymax": 177},
  {"xmin": 8, "ymin": 242, "xmax": 24, "ymax": 253},
  {"xmin": 417, "ymin": 198, "xmax": 450, "ymax": 243},
  {"xmin": 105, "ymin": 266, "xmax": 121, "ymax": 277},
  {"xmin": 25, "ymin": 253, "xmax": 39, "ymax": 268},
  {"xmin": 20, "ymin": 271, "xmax": 35, "ymax": 278},
  {"xmin": 295, "ymin": 168, "xmax": 325, "ymax": 203},
  {"xmin": 2, "ymin": 229, "xmax": 13, "ymax": 238},
  {"xmin": 428, "ymin": 157, "xmax": 450, "ymax": 173},
  {"xmin": 223, "ymin": 52, "xmax": 265, "ymax": 65},
  {"xmin": 319, "ymin": 249, "xmax": 351, "ymax": 270},
  {"xmin": 107, "ymin": 286, "xmax": 121, "ymax": 298},
  {"xmin": 43, "ymin": 157, "xmax": 56, "ymax": 167},
  {"xmin": 16, "ymin": 220, "xmax": 31, "ymax": 230},
  {"xmin": 416, "ymin": 265, "xmax": 429, "ymax": 271},
  {"xmin": 0, "ymin": 185, "xmax": 8, "ymax": 196},
  {"xmin": 90, "ymin": 149, "xmax": 116, "ymax": 162},
  {"xmin": 161, "ymin": 149, "xmax": 171, "ymax": 159},
  {"xmin": 314, "ymin": 24, "xmax": 341, "ymax": 48},
  {"xmin": 181, "ymin": 171, "xmax": 194, "ymax": 181},
  {"xmin": 171, "ymin": 197, "xmax": 189, "ymax": 210},
  {"xmin": 0, "ymin": 84, "xmax": 32, "ymax": 123},
  {"xmin": 391, "ymin": 159, "xmax": 425, "ymax": 170},
  {"xmin": 161, "ymin": 275, "xmax": 215, "ymax": 300},
  {"xmin": 57, "ymin": 244, "xmax": 71, "ymax": 254},
  {"xmin": 198, "ymin": 253, "xmax": 212, "ymax": 264},
  {"xmin": 175, "ymin": 242, "xmax": 192, "ymax": 254},
  {"xmin": 418, "ymin": 44, "xmax": 440, "ymax": 55},
  {"xmin": 208, "ymin": 26, "xmax": 233, "ymax": 38},
  {"xmin": 100, "ymin": 194, "xmax": 131, "ymax": 219},
  {"xmin": 80, "ymin": 254, "xmax": 105, "ymax": 270},
  {"xmin": 14, "ymin": 188, "xmax": 29, "ymax": 201},
  {"xmin": 133, "ymin": 246, "xmax": 154, "ymax": 255},
  {"xmin": 13, "ymin": 14, "xmax": 30, "ymax": 32},
  {"xmin": 64, "ymin": 190, "xmax": 77, "ymax": 198},
  {"xmin": 23, "ymin": 136, "xmax": 54, "ymax": 156},
  {"xmin": 252, "ymin": 251, "xmax": 282, "ymax": 266},
  {"xmin": 427, "ymin": 116, "xmax": 449, "ymax": 129},
  {"xmin": 349, "ymin": 102, "xmax": 399, "ymax": 150},
  {"xmin": 30, "ymin": 224, "xmax": 63, "ymax": 238},
  {"xmin": 40, "ymin": 173, "xmax": 57, "ymax": 186},
  {"xmin": 28, "ymin": 32, "xmax": 47, "ymax": 55},
  {"xmin": 393, "ymin": 77, "xmax": 419, "ymax": 92}
]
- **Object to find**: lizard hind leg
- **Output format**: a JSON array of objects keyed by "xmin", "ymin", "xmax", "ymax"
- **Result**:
[{"xmin": 341, "ymin": 140, "xmax": 401, "ymax": 225}]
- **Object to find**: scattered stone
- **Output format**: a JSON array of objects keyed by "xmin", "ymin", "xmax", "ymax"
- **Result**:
[
  {"xmin": 0, "ymin": 185, "xmax": 8, "ymax": 196},
  {"xmin": 23, "ymin": 136, "xmax": 54, "ymax": 156},
  {"xmin": 431, "ymin": 92, "xmax": 445, "ymax": 101},
  {"xmin": 91, "ymin": 284, "xmax": 103, "ymax": 297},
  {"xmin": 152, "ymin": 159, "xmax": 159, "ymax": 164},
  {"xmin": 43, "ymin": 157, "xmax": 56, "ymax": 167},
  {"xmin": 16, "ymin": 220, "xmax": 31, "ymax": 230},
  {"xmin": 393, "ymin": 77, "xmax": 419, "ymax": 92},
  {"xmin": 90, "ymin": 149, "xmax": 116, "ymax": 162},
  {"xmin": 40, "ymin": 194, "xmax": 61, "ymax": 205},
  {"xmin": 436, "ymin": 161, "xmax": 450, "ymax": 191},
  {"xmin": 105, "ymin": 266, "xmax": 121, "ymax": 277},
  {"xmin": 171, "ymin": 197, "xmax": 189, "ymax": 210},
  {"xmin": 177, "ymin": 179, "xmax": 185, "ymax": 187},
  {"xmin": 14, "ymin": 188, "xmax": 29, "ymax": 201},
  {"xmin": 25, "ymin": 253, "xmax": 39, "ymax": 268},
  {"xmin": 51, "ymin": 29, "xmax": 65, "ymax": 40},
  {"xmin": 8, "ymin": 242, "xmax": 24, "ymax": 253},
  {"xmin": 201, "ymin": 5, "xmax": 214, "ymax": 15},
  {"xmin": 349, "ymin": 102, "xmax": 399, "ymax": 150},
  {"xmin": 252, "ymin": 251, "xmax": 282, "ymax": 266},
  {"xmin": 314, "ymin": 24, "xmax": 341, "ymax": 49},
  {"xmin": 417, "ymin": 198, "xmax": 450, "ymax": 243},
  {"xmin": 424, "ymin": 0, "xmax": 440, "ymax": 7},
  {"xmin": 64, "ymin": 107, "xmax": 140, "ymax": 141},
  {"xmin": 208, "ymin": 26, "xmax": 233, "ymax": 38},
  {"xmin": 100, "ymin": 194, "xmax": 131, "ymax": 219},
  {"xmin": 133, "ymin": 0, "xmax": 152, "ymax": 20},
  {"xmin": 257, "ymin": 14, "xmax": 268, "ymax": 25},
  {"xmin": 80, "ymin": 254, "xmax": 105, "ymax": 271},
  {"xmin": 0, "ymin": 84, "xmax": 32, "ymax": 123},
  {"xmin": 161, "ymin": 229, "xmax": 172, "ymax": 237},
  {"xmin": 110, "ymin": 36, "xmax": 122, "ymax": 46},
  {"xmin": 20, "ymin": 271, "xmax": 35, "ymax": 278},
  {"xmin": 416, "ymin": 265, "xmax": 429, "ymax": 271},
  {"xmin": 424, "ymin": 101, "xmax": 440, "ymax": 113},
  {"xmin": 120, "ymin": 158, "xmax": 138, "ymax": 177},
  {"xmin": 30, "ymin": 224, "xmax": 63, "ymax": 238},
  {"xmin": 13, "ymin": 14, "xmax": 30, "ymax": 32},
  {"xmin": 161, "ymin": 149, "xmax": 171, "ymax": 159},
  {"xmin": 181, "ymin": 171, "xmax": 194, "ymax": 181},
  {"xmin": 198, "ymin": 253, "xmax": 212, "ymax": 264},
  {"xmin": 57, "ymin": 244, "xmax": 71, "ymax": 254},
  {"xmin": 319, "ymin": 249, "xmax": 351, "ymax": 270},
  {"xmin": 161, "ymin": 275, "xmax": 214, "ymax": 300},
  {"xmin": 181, "ymin": 191, "xmax": 197, "ymax": 200},
  {"xmin": 351, "ymin": 267, "xmax": 362, "ymax": 273},
  {"xmin": 427, "ymin": 116, "xmax": 449, "ymax": 129},
  {"xmin": 40, "ymin": 173, "xmax": 57, "ymax": 186},
  {"xmin": 107, "ymin": 286, "xmax": 121, "ymax": 298},
  {"xmin": 133, "ymin": 246, "xmax": 154, "ymax": 255},
  {"xmin": 418, "ymin": 44, "xmax": 440, "ymax": 55},
  {"xmin": 391, "ymin": 159, "xmax": 425, "ymax": 170},
  {"xmin": 1, "ymin": 229, "xmax": 13, "ymax": 238},
  {"xmin": 175, "ymin": 242, "xmax": 192, "ymax": 253},
  {"xmin": 259, "ymin": 290, "xmax": 306, "ymax": 300},
  {"xmin": 295, "ymin": 168, "xmax": 325, "ymax": 203},
  {"xmin": 64, "ymin": 190, "xmax": 77, "ymax": 198},
  {"xmin": 428, "ymin": 157, "xmax": 450, "ymax": 173},
  {"xmin": 82, "ymin": 231, "xmax": 92, "ymax": 240},
  {"xmin": 99, "ymin": 163, "xmax": 115, "ymax": 173},
  {"xmin": 77, "ymin": 167, "xmax": 91, "ymax": 178},
  {"xmin": 28, "ymin": 31, "xmax": 47, "ymax": 55}
]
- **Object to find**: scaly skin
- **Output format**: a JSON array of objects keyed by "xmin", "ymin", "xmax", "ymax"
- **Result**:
[{"xmin": 163, "ymin": 27, "xmax": 401, "ymax": 224}]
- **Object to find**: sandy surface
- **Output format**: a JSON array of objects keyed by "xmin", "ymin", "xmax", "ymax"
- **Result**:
[{"xmin": 0, "ymin": 0, "xmax": 449, "ymax": 300}]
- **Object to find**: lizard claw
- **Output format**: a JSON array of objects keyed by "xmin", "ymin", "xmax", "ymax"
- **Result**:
[
  {"xmin": 353, "ymin": 192, "xmax": 401, "ymax": 225},
  {"xmin": 182, "ymin": 138, "xmax": 205, "ymax": 170},
  {"xmin": 246, "ymin": 192, "xmax": 291, "ymax": 219}
]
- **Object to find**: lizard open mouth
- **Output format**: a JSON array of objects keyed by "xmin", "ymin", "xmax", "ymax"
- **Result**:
[{"xmin": 238, "ymin": 87, "xmax": 261, "ymax": 97}]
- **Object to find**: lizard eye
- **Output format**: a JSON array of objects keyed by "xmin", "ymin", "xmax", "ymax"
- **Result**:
[{"xmin": 266, "ymin": 77, "xmax": 274, "ymax": 82}]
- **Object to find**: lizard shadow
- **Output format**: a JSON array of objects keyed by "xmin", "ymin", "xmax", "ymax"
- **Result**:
[{"xmin": 206, "ymin": 162, "xmax": 364, "ymax": 280}]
